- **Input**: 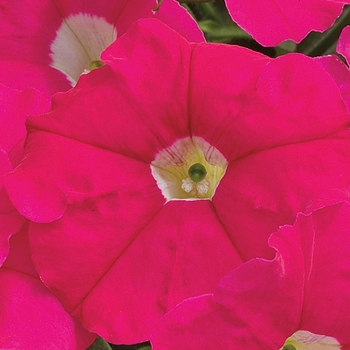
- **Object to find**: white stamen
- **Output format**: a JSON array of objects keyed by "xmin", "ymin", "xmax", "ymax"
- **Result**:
[
  {"xmin": 181, "ymin": 178, "xmax": 194, "ymax": 193},
  {"xmin": 50, "ymin": 13, "xmax": 117, "ymax": 85},
  {"xmin": 196, "ymin": 178, "xmax": 210, "ymax": 195}
]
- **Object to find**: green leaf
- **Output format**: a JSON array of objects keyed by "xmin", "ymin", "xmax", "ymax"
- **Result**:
[{"xmin": 87, "ymin": 337, "xmax": 112, "ymax": 350}]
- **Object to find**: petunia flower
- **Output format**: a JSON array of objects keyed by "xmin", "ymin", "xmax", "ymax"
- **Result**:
[
  {"xmin": 0, "ymin": 0, "xmax": 204, "ymax": 97},
  {"xmin": 0, "ymin": 83, "xmax": 96, "ymax": 349},
  {"xmin": 224, "ymin": 0, "xmax": 350, "ymax": 47},
  {"xmin": 5, "ymin": 18, "xmax": 350, "ymax": 344},
  {"xmin": 150, "ymin": 201, "xmax": 350, "ymax": 350}
]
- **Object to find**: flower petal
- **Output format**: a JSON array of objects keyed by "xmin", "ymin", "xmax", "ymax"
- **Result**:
[
  {"xmin": 290, "ymin": 202, "xmax": 350, "ymax": 344},
  {"xmin": 0, "ymin": 224, "xmax": 96, "ymax": 349},
  {"xmin": 314, "ymin": 54, "xmax": 350, "ymax": 115},
  {"xmin": 17, "ymin": 19, "xmax": 192, "ymax": 165},
  {"xmin": 151, "ymin": 228, "xmax": 303, "ymax": 349},
  {"xmin": 0, "ymin": 150, "xmax": 24, "ymax": 267},
  {"xmin": 154, "ymin": 0, "xmax": 204, "ymax": 42},
  {"xmin": 29, "ymin": 199, "xmax": 242, "ymax": 344},
  {"xmin": 152, "ymin": 202, "xmax": 350, "ymax": 349},
  {"xmin": 0, "ymin": 61, "xmax": 71, "ymax": 97},
  {"xmin": 337, "ymin": 26, "xmax": 350, "ymax": 65},
  {"xmin": 191, "ymin": 51, "xmax": 349, "ymax": 163},
  {"xmin": 225, "ymin": 0, "xmax": 347, "ymax": 46},
  {"xmin": 0, "ymin": 83, "xmax": 50, "ymax": 164},
  {"xmin": 213, "ymin": 139, "xmax": 350, "ymax": 260}
]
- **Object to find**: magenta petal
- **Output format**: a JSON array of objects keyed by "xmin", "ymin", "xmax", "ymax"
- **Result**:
[
  {"xmin": 337, "ymin": 26, "xmax": 350, "ymax": 65},
  {"xmin": 151, "ymin": 295, "xmax": 261, "ymax": 350},
  {"xmin": 154, "ymin": 0, "xmax": 204, "ymax": 42},
  {"xmin": 225, "ymin": 0, "xmax": 348, "ymax": 46},
  {"xmin": 151, "ymin": 228, "xmax": 303, "ymax": 349},
  {"xmin": 315, "ymin": 54, "xmax": 350, "ymax": 115},
  {"xmin": 214, "ymin": 139, "xmax": 350, "ymax": 260},
  {"xmin": 0, "ymin": 84, "xmax": 49, "ymax": 265},
  {"xmin": 0, "ymin": 0, "xmax": 61, "ymax": 64},
  {"xmin": 0, "ymin": 60, "xmax": 72, "ymax": 97},
  {"xmin": 0, "ymin": 84, "xmax": 50, "ymax": 163},
  {"xmin": 29, "ymin": 200, "xmax": 242, "ymax": 344},
  {"xmin": 0, "ymin": 150, "xmax": 24, "ymax": 266},
  {"xmin": 191, "ymin": 51, "xmax": 349, "ymax": 162},
  {"xmin": 5, "ymin": 130, "xmax": 164, "ymax": 223},
  {"xmin": 18, "ymin": 20, "xmax": 192, "ymax": 164},
  {"xmin": 290, "ymin": 202, "xmax": 350, "ymax": 344},
  {"xmin": 0, "ymin": 224, "xmax": 96, "ymax": 349},
  {"xmin": 152, "ymin": 202, "xmax": 350, "ymax": 348}
]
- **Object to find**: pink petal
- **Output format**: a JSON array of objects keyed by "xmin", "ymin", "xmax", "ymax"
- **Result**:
[
  {"xmin": 0, "ymin": 84, "xmax": 50, "ymax": 164},
  {"xmin": 0, "ymin": 0, "xmax": 202, "ymax": 96},
  {"xmin": 337, "ymin": 26, "xmax": 350, "ymax": 65},
  {"xmin": 0, "ymin": 224, "xmax": 96, "ymax": 349},
  {"xmin": 0, "ymin": 150, "xmax": 24, "ymax": 266},
  {"xmin": 317, "ymin": 27, "xmax": 350, "ymax": 114},
  {"xmin": 315, "ymin": 54, "xmax": 350, "ymax": 115},
  {"xmin": 15, "ymin": 19, "xmax": 193, "ymax": 165},
  {"xmin": 214, "ymin": 139, "xmax": 350, "ymax": 260},
  {"xmin": 154, "ymin": 0, "xmax": 204, "ymax": 42},
  {"xmin": 225, "ymin": 0, "xmax": 348, "ymax": 46},
  {"xmin": 0, "ymin": 0, "xmax": 61, "ymax": 64},
  {"xmin": 0, "ymin": 84, "xmax": 49, "ymax": 265},
  {"xmin": 290, "ymin": 202, "xmax": 350, "ymax": 344},
  {"xmin": 5, "ymin": 130, "xmax": 165, "ymax": 223},
  {"xmin": 191, "ymin": 51, "xmax": 349, "ymax": 162},
  {"xmin": 151, "ymin": 227, "xmax": 303, "ymax": 349},
  {"xmin": 151, "ymin": 202, "xmax": 350, "ymax": 349},
  {"xmin": 0, "ymin": 60, "xmax": 72, "ymax": 97},
  {"xmin": 29, "ymin": 198, "xmax": 242, "ymax": 344}
]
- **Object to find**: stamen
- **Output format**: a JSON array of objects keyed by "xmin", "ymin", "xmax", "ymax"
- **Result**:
[
  {"xmin": 196, "ymin": 179, "xmax": 210, "ymax": 195},
  {"xmin": 182, "ymin": 178, "xmax": 194, "ymax": 193}
]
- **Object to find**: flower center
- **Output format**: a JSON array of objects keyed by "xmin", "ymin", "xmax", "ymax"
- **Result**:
[
  {"xmin": 151, "ymin": 136, "xmax": 228, "ymax": 201},
  {"xmin": 281, "ymin": 330, "xmax": 341, "ymax": 350},
  {"xmin": 50, "ymin": 13, "xmax": 117, "ymax": 86}
]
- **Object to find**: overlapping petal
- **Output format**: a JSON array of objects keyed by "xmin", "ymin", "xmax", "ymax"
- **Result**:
[
  {"xmin": 151, "ymin": 202, "xmax": 350, "ymax": 349},
  {"xmin": 5, "ymin": 19, "xmax": 350, "ymax": 344},
  {"xmin": 0, "ymin": 223, "xmax": 96, "ymax": 349},
  {"xmin": 224, "ymin": 0, "xmax": 349, "ymax": 46},
  {"xmin": 337, "ymin": 25, "xmax": 350, "ymax": 64},
  {"xmin": 0, "ymin": 150, "xmax": 23, "ymax": 266},
  {"xmin": 0, "ymin": 84, "xmax": 49, "ymax": 265},
  {"xmin": 0, "ymin": 0, "xmax": 203, "ymax": 95}
]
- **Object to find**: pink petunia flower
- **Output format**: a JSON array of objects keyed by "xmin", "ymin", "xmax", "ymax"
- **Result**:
[
  {"xmin": 5, "ymin": 19, "xmax": 350, "ymax": 344},
  {"xmin": 224, "ymin": 0, "xmax": 350, "ymax": 47},
  {"xmin": 0, "ymin": 83, "xmax": 95, "ymax": 349},
  {"xmin": 0, "ymin": 0, "xmax": 204, "ymax": 97},
  {"xmin": 151, "ymin": 201, "xmax": 350, "ymax": 350}
]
